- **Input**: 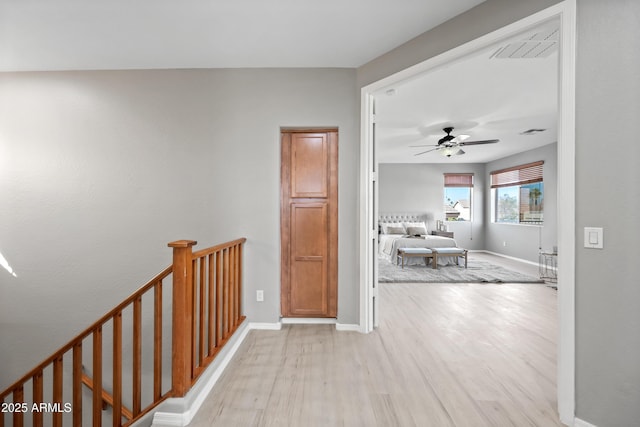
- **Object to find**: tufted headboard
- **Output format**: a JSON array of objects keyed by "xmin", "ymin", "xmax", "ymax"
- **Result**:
[{"xmin": 378, "ymin": 212, "xmax": 434, "ymax": 233}]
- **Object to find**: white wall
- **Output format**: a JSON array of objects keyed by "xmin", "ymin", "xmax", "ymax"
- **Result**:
[
  {"xmin": 574, "ymin": 1, "xmax": 640, "ymax": 425},
  {"xmin": 0, "ymin": 68, "xmax": 359, "ymax": 389},
  {"xmin": 378, "ymin": 163, "xmax": 486, "ymax": 250}
]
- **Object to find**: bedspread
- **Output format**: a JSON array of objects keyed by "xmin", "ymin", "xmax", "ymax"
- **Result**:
[{"xmin": 379, "ymin": 234, "xmax": 458, "ymax": 265}]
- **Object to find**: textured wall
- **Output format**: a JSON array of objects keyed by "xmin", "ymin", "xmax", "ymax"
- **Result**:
[
  {"xmin": 575, "ymin": 0, "xmax": 640, "ymax": 424},
  {"xmin": 0, "ymin": 68, "xmax": 359, "ymax": 389}
]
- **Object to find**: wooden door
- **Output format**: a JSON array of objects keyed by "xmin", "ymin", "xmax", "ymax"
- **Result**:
[{"xmin": 281, "ymin": 130, "xmax": 338, "ymax": 317}]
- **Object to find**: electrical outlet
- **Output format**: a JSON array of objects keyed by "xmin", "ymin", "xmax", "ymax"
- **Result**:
[{"xmin": 256, "ymin": 290, "xmax": 264, "ymax": 302}]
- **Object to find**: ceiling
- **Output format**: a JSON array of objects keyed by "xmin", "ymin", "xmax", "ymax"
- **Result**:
[
  {"xmin": 375, "ymin": 20, "xmax": 559, "ymax": 164},
  {"xmin": 0, "ymin": 1, "xmax": 558, "ymax": 166},
  {"xmin": 0, "ymin": 0, "xmax": 485, "ymax": 72}
]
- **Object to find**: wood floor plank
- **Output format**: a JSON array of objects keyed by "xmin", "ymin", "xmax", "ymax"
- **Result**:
[{"xmin": 188, "ymin": 254, "xmax": 561, "ymax": 426}]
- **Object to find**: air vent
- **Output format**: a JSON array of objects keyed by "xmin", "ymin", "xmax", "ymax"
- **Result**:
[{"xmin": 490, "ymin": 25, "xmax": 559, "ymax": 59}]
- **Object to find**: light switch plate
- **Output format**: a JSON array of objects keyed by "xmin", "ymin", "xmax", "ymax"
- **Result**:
[{"xmin": 584, "ymin": 227, "xmax": 603, "ymax": 249}]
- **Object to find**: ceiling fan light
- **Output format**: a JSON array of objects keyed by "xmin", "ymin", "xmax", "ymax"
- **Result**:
[
  {"xmin": 455, "ymin": 148, "xmax": 465, "ymax": 155},
  {"xmin": 441, "ymin": 146, "xmax": 455, "ymax": 157}
]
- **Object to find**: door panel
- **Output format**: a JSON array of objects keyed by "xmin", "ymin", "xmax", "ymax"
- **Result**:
[
  {"xmin": 291, "ymin": 134, "xmax": 328, "ymax": 198},
  {"xmin": 290, "ymin": 203, "xmax": 328, "ymax": 315},
  {"xmin": 292, "ymin": 203, "xmax": 328, "ymax": 258},
  {"xmin": 290, "ymin": 259, "xmax": 327, "ymax": 315},
  {"xmin": 281, "ymin": 130, "xmax": 337, "ymax": 318}
]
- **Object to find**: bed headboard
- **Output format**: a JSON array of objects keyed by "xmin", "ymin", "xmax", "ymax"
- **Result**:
[
  {"xmin": 378, "ymin": 213, "xmax": 427, "ymax": 224},
  {"xmin": 378, "ymin": 213, "xmax": 434, "ymax": 232}
]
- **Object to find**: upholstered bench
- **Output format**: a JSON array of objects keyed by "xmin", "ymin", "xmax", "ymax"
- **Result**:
[
  {"xmin": 397, "ymin": 248, "xmax": 436, "ymax": 269},
  {"xmin": 431, "ymin": 247, "xmax": 468, "ymax": 268}
]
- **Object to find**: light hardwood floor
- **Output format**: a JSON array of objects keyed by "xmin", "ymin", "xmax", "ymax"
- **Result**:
[{"xmin": 188, "ymin": 253, "xmax": 561, "ymax": 426}]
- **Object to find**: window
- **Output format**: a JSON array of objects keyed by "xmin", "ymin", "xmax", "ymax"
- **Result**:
[
  {"xmin": 491, "ymin": 161, "xmax": 544, "ymax": 224},
  {"xmin": 444, "ymin": 173, "xmax": 473, "ymax": 221}
]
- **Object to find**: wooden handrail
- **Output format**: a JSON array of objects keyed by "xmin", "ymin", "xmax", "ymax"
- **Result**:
[
  {"xmin": 1, "ymin": 237, "xmax": 247, "ymax": 427},
  {"xmin": 191, "ymin": 237, "xmax": 247, "ymax": 259}
]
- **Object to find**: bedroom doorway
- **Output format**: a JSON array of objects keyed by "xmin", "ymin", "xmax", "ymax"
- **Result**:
[
  {"xmin": 280, "ymin": 129, "xmax": 338, "ymax": 318},
  {"xmin": 359, "ymin": 2, "xmax": 576, "ymax": 424}
]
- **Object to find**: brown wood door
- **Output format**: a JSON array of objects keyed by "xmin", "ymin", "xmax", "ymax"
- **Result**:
[{"xmin": 281, "ymin": 130, "xmax": 338, "ymax": 317}]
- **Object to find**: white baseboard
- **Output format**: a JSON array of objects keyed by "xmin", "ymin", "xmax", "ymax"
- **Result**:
[
  {"xmin": 574, "ymin": 417, "xmax": 598, "ymax": 427},
  {"xmin": 279, "ymin": 318, "xmax": 361, "ymax": 332},
  {"xmin": 335, "ymin": 323, "xmax": 361, "ymax": 332},
  {"xmin": 249, "ymin": 322, "xmax": 282, "ymax": 330},
  {"xmin": 150, "ymin": 412, "xmax": 184, "ymax": 427},
  {"xmin": 281, "ymin": 317, "xmax": 337, "ymax": 324}
]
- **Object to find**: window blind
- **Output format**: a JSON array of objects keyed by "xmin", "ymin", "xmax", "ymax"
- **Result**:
[
  {"xmin": 490, "ymin": 161, "xmax": 544, "ymax": 188},
  {"xmin": 444, "ymin": 173, "xmax": 474, "ymax": 187}
]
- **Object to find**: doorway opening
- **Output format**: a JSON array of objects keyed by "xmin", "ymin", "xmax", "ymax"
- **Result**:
[{"xmin": 359, "ymin": 2, "xmax": 576, "ymax": 424}]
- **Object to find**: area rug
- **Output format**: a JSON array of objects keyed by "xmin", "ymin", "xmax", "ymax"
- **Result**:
[{"xmin": 378, "ymin": 258, "xmax": 544, "ymax": 283}]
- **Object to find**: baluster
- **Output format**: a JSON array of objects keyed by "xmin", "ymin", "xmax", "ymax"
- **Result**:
[
  {"xmin": 32, "ymin": 370, "xmax": 43, "ymax": 427},
  {"xmin": 191, "ymin": 258, "xmax": 198, "ymax": 374},
  {"xmin": 73, "ymin": 343, "xmax": 83, "ymax": 427},
  {"xmin": 153, "ymin": 282, "xmax": 163, "ymax": 401},
  {"xmin": 53, "ymin": 356, "xmax": 63, "ymax": 427},
  {"xmin": 236, "ymin": 244, "xmax": 241, "ymax": 323},
  {"xmin": 113, "ymin": 312, "xmax": 122, "ymax": 427},
  {"xmin": 199, "ymin": 257, "xmax": 206, "ymax": 365},
  {"xmin": 208, "ymin": 253, "xmax": 215, "ymax": 355},
  {"xmin": 224, "ymin": 248, "xmax": 231, "ymax": 338},
  {"xmin": 216, "ymin": 250, "xmax": 223, "ymax": 346},
  {"xmin": 13, "ymin": 386, "xmax": 24, "ymax": 427},
  {"xmin": 229, "ymin": 245, "xmax": 238, "ymax": 329},
  {"xmin": 133, "ymin": 297, "xmax": 142, "ymax": 416},
  {"xmin": 93, "ymin": 327, "xmax": 102, "ymax": 427},
  {"xmin": 237, "ymin": 242, "xmax": 243, "ymax": 323}
]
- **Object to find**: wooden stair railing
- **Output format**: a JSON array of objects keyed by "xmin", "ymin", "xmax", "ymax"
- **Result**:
[
  {"xmin": 0, "ymin": 238, "xmax": 247, "ymax": 427},
  {"xmin": 80, "ymin": 372, "xmax": 133, "ymax": 421}
]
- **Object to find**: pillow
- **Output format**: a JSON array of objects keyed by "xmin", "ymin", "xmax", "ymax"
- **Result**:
[
  {"xmin": 385, "ymin": 226, "xmax": 407, "ymax": 235},
  {"xmin": 381, "ymin": 222, "xmax": 406, "ymax": 234},
  {"xmin": 404, "ymin": 221, "xmax": 428, "ymax": 233},
  {"xmin": 406, "ymin": 225, "xmax": 428, "ymax": 235}
]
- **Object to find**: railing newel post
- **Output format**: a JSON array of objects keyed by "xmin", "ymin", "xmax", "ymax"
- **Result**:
[{"xmin": 168, "ymin": 240, "xmax": 197, "ymax": 397}]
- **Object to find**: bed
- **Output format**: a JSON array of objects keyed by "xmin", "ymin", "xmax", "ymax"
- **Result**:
[{"xmin": 378, "ymin": 213, "xmax": 459, "ymax": 266}]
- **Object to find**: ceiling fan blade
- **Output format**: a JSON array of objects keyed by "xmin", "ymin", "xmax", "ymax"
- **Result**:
[
  {"xmin": 414, "ymin": 147, "xmax": 440, "ymax": 156},
  {"xmin": 408, "ymin": 144, "xmax": 438, "ymax": 148},
  {"xmin": 459, "ymin": 139, "xmax": 499, "ymax": 146}
]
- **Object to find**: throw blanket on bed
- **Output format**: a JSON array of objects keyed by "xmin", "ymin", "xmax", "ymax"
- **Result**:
[{"xmin": 379, "ymin": 234, "xmax": 458, "ymax": 265}]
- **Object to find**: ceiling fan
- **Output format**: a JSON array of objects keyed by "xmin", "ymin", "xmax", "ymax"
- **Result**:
[{"xmin": 412, "ymin": 127, "xmax": 499, "ymax": 157}]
